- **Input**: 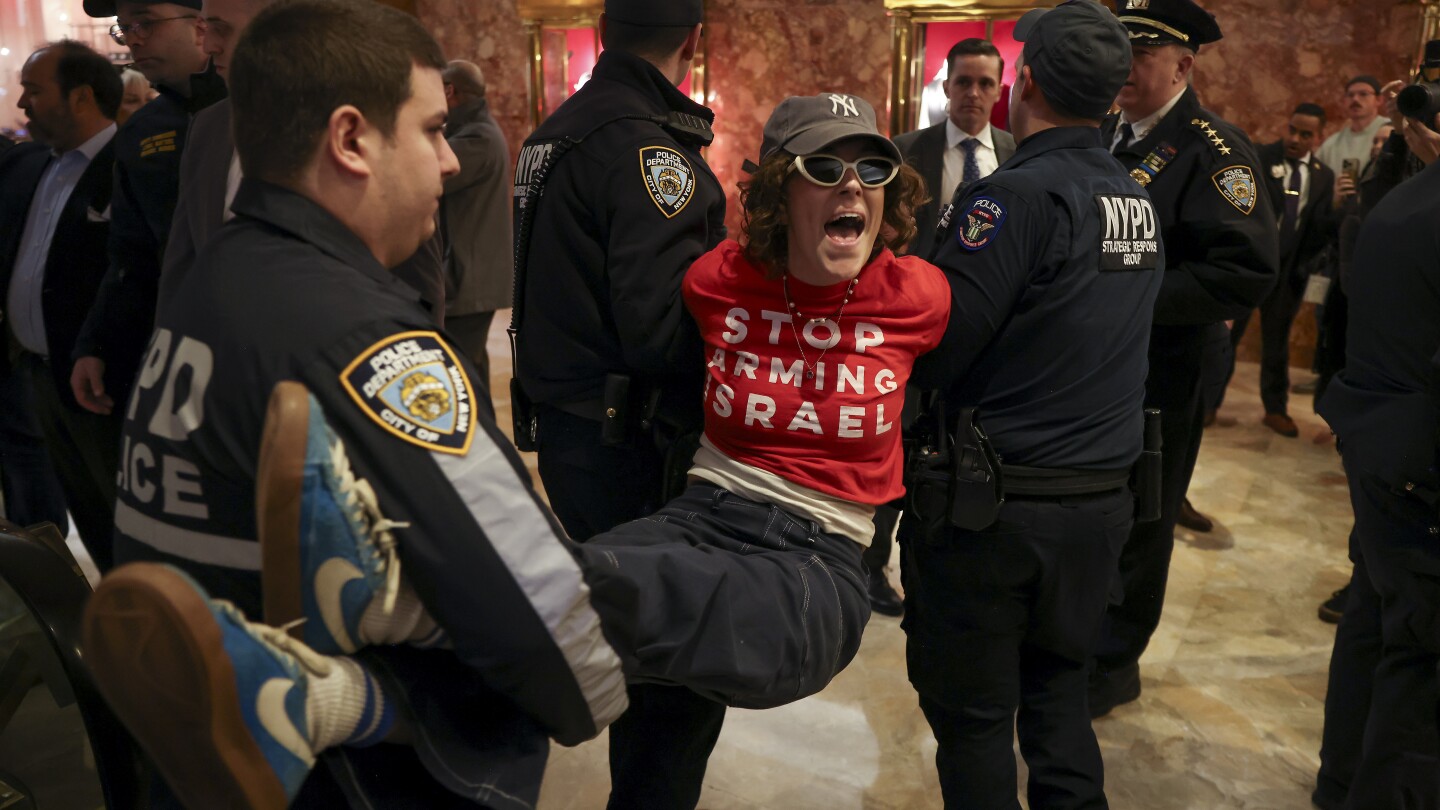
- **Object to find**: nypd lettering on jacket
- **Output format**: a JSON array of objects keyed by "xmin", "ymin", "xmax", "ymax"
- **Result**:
[
  {"xmin": 341, "ymin": 332, "xmax": 476, "ymax": 455},
  {"xmin": 513, "ymin": 141, "xmax": 557, "ymax": 210},
  {"xmin": 1095, "ymin": 194, "xmax": 1160, "ymax": 271},
  {"xmin": 118, "ymin": 328, "xmax": 214, "ymax": 518}
]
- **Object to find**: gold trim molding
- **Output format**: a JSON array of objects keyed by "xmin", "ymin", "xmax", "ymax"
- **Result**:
[
  {"xmin": 520, "ymin": 2, "xmax": 710, "ymax": 129},
  {"xmin": 887, "ymin": 2, "xmax": 1060, "ymax": 134}
]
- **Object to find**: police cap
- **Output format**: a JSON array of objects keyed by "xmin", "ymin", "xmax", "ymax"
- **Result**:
[
  {"xmin": 84, "ymin": 0, "xmax": 201, "ymax": 18},
  {"xmin": 1114, "ymin": 0, "xmax": 1222, "ymax": 50},
  {"xmin": 605, "ymin": 0, "xmax": 703, "ymax": 27},
  {"xmin": 758, "ymin": 93, "xmax": 902, "ymax": 164},
  {"xmin": 1014, "ymin": 0, "xmax": 1131, "ymax": 120}
]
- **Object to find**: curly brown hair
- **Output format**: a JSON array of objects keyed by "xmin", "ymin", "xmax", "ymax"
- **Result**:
[{"xmin": 738, "ymin": 152, "xmax": 930, "ymax": 278}]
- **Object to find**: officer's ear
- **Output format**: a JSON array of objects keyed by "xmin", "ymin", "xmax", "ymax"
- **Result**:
[
  {"xmin": 1173, "ymin": 48, "xmax": 1195, "ymax": 84},
  {"xmin": 679, "ymin": 24, "xmax": 703, "ymax": 63},
  {"xmin": 323, "ymin": 104, "xmax": 375, "ymax": 180},
  {"xmin": 1016, "ymin": 65, "xmax": 1036, "ymax": 102}
]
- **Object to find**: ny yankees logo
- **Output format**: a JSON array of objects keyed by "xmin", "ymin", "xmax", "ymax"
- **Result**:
[{"xmin": 828, "ymin": 94, "xmax": 859, "ymax": 117}]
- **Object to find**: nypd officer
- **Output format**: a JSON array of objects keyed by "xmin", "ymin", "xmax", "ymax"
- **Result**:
[
  {"xmin": 510, "ymin": 0, "xmax": 727, "ymax": 806},
  {"xmin": 1312, "ymin": 136, "xmax": 1440, "ymax": 808},
  {"xmin": 1088, "ymin": 0, "xmax": 1280, "ymax": 717},
  {"xmin": 900, "ymin": 3, "xmax": 1161, "ymax": 806},
  {"xmin": 72, "ymin": 0, "xmax": 226, "ymax": 422}
]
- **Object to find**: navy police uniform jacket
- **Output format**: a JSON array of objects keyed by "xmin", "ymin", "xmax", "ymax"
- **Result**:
[
  {"xmin": 113, "ymin": 179, "xmax": 626, "ymax": 751},
  {"xmin": 1319, "ymin": 158, "xmax": 1440, "ymax": 503},
  {"xmin": 1102, "ymin": 88, "xmax": 1279, "ymax": 409},
  {"xmin": 74, "ymin": 70, "xmax": 227, "ymax": 402},
  {"xmin": 914, "ymin": 126, "xmax": 1164, "ymax": 470},
  {"xmin": 513, "ymin": 49, "xmax": 725, "ymax": 421}
]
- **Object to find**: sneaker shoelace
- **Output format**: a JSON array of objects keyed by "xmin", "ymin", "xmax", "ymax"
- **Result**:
[
  {"xmin": 213, "ymin": 599, "xmax": 334, "ymax": 678},
  {"xmin": 328, "ymin": 436, "xmax": 410, "ymax": 614}
]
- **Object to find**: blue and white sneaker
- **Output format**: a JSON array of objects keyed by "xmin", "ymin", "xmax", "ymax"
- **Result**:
[
  {"xmin": 82, "ymin": 563, "xmax": 383, "ymax": 809},
  {"xmin": 259, "ymin": 381, "xmax": 441, "ymax": 655}
]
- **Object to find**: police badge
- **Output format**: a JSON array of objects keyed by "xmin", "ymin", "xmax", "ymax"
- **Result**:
[
  {"xmin": 958, "ymin": 197, "xmax": 1007, "ymax": 251},
  {"xmin": 341, "ymin": 331, "xmax": 477, "ymax": 455},
  {"xmin": 640, "ymin": 146, "xmax": 696, "ymax": 218},
  {"xmin": 1211, "ymin": 165, "xmax": 1258, "ymax": 215}
]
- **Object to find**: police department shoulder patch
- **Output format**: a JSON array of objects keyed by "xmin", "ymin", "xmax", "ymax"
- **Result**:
[
  {"xmin": 957, "ymin": 197, "xmax": 1007, "ymax": 251},
  {"xmin": 640, "ymin": 145, "xmax": 696, "ymax": 218},
  {"xmin": 340, "ymin": 331, "xmax": 476, "ymax": 455},
  {"xmin": 1211, "ymin": 165, "xmax": 1257, "ymax": 215}
]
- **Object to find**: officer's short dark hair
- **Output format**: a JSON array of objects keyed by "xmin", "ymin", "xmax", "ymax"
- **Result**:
[
  {"xmin": 600, "ymin": 19, "xmax": 694, "ymax": 62},
  {"xmin": 738, "ymin": 152, "xmax": 928, "ymax": 278},
  {"xmin": 51, "ymin": 40, "xmax": 122, "ymax": 120},
  {"xmin": 946, "ymin": 38, "xmax": 1004, "ymax": 82},
  {"xmin": 1293, "ymin": 102, "xmax": 1326, "ymax": 127},
  {"xmin": 1345, "ymin": 75, "xmax": 1381, "ymax": 94},
  {"xmin": 230, "ymin": 0, "xmax": 445, "ymax": 185}
]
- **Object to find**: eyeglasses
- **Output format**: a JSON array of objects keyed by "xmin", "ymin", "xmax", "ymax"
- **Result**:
[
  {"xmin": 109, "ymin": 15, "xmax": 198, "ymax": 46},
  {"xmin": 789, "ymin": 154, "xmax": 899, "ymax": 188}
]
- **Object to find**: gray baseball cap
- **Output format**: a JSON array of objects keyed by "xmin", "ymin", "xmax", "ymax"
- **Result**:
[
  {"xmin": 1014, "ymin": 0, "xmax": 1132, "ymax": 119},
  {"xmin": 758, "ymin": 93, "xmax": 902, "ymax": 163},
  {"xmin": 604, "ymin": 0, "xmax": 702, "ymax": 27}
]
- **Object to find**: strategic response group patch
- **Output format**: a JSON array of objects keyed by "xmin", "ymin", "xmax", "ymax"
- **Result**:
[
  {"xmin": 640, "ymin": 146, "xmax": 695, "ymax": 218},
  {"xmin": 1212, "ymin": 165, "xmax": 1257, "ymax": 215},
  {"xmin": 958, "ymin": 197, "xmax": 1007, "ymax": 251},
  {"xmin": 1095, "ymin": 194, "xmax": 1160, "ymax": 271},
  {"xmin": 340, "ymin": 332, "xmax": 476, "ymax": 455}
]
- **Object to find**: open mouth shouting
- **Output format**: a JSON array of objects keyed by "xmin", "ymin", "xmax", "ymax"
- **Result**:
[{"xmin": 825, "ymin": 211, "xmax": 866, "ymax": 247}]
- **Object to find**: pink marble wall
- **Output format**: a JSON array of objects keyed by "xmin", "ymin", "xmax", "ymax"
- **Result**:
[
  {"xmin": 1194, "ymin": 0, "xmax": 1419, "ymax": 147},
  {"xmin": 703, "ymin": 0, "xmax": 893, "ymax": 234},
  {"xmin": 417, "ymin": 0, "xmax": 531, "ymax": 162},
  {"xmin": 413, "ymin": 0, "xmax": 1427, "ymax": 365}
]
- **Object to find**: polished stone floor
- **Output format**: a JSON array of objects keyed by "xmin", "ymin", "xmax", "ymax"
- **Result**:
[
  {"xmin": 63, "ymin": 317, "xmax": 1352, "ymax": 809},
  {"xmin": 487, "ymin": 318, "xmax": 1353, "ymax": 810}
]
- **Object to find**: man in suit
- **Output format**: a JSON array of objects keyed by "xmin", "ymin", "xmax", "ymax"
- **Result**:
[
  {"xmin": 1088, "ymin": 0, "xmax": 1278, "ymax": 718},
  {"xmin": 154, "ymin": 0, "xmax": 446, "ymax": 322},
  {"xmin": 894, "ymin": 37, "xmax": 1017, "ymax": 262},
  {"xmin": 1225, "ymin": 103, "xmax": 1338, "ymax": 437},
  {"xmin": 1, "ymin": 42, "xmax": 125, "ymax": 570},
  {"xmin": 440, "ymin": 59, "xmax": 511, "ymax": 407}
]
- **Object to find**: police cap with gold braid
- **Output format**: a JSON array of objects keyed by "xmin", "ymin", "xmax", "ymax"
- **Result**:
[
  {"xmin": 605, "ymin": 0, "xmax": 703, "ymax": 27},
  {"xmin": 1115, "ymin": 0, "xmax": 1222, "ymax": 51}
]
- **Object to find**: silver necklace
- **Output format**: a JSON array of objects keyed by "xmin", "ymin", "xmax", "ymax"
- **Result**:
[{"xmin": 781, "ymin": 273, "xmax": 860, "ymax": 381}]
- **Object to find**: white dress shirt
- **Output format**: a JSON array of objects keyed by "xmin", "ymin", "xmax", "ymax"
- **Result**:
[
  {"xmin": 7, "ymin": 123, "xmax": 117, "ymax": 355},
  {"xmin": 941, "ymin": 120, "xmax": 999, "ymax": 207},
  {"xmin": 1111, "ymin": 87, "xmax": 1186, "ymax": 151}
]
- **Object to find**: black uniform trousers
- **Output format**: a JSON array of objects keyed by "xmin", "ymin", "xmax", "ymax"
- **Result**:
[
  {"xmin": 1315, "ymin": 459, "xmax": 1440, "ymax": 810},
  {"xmin": 20, "ymin": 352, "xmax": 121, "ymax": 571},
  {"xmin": 1092, "ymin": 328, "xmax": 1206, "ymax": 702},
  {"xmin": 901, "ymin": 487, "xmax": 1133, "ymax": 810},
  {"xmin": 0, "ymin": 366, "xmax": 68, "ymax": 533},
  {"xmin": 1228, "ymin": 270, "xmax": 1306, "ymax": 416},
  {"xmin": 535, "ymin": 405, "xmax": 726, "ymax": 810}
]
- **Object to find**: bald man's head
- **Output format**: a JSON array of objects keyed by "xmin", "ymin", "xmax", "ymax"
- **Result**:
[{"xmin": 442, "ymin": 60, "xmax": 485, "ymax": 108}]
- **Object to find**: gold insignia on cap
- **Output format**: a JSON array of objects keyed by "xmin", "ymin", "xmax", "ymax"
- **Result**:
[{"xmin": 1118, "ymin": 16, "xmax": 1190, "ymax": 43}]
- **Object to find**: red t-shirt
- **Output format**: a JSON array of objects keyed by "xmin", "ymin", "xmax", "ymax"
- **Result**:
[{"xmin": 682, "ymin": 240, "xmax": 951, "ymax": 505}]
